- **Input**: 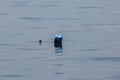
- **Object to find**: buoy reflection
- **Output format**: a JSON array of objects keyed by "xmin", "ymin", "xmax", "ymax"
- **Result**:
[{"xmin": 55, "ymin": 47, "xmax": 63, "ymax": 53}]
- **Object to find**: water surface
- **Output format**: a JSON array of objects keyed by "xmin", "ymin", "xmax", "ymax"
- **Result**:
[{"xmin": 0, "ymin": 0, "xmax": 120, "ymax": 80}]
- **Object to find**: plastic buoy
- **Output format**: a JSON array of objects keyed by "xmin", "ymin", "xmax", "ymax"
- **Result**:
[
  {"xmin": 38, "ymin": 40, "xmax": 42, "ymax": 45},
  {"xmin": 54, "ymin": 34, "xmax": 63, "ymax": 49}
]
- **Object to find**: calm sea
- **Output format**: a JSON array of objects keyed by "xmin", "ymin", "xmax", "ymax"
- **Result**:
[{"xmin": 0, "ymin": 0, "xmax": 120, "ymax": 80}]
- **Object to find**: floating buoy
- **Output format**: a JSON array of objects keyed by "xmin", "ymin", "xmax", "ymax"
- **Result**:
[
  {"xmin": 54, "ymin": 34, "xmax": 63, "ymax": 49},
  {"xmin": 38, "ymin": 40, "xmax": 42, "ymax": 45}
]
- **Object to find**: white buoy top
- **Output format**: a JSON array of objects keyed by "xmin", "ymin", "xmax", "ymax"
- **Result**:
[{"xmin": 55, "ymin": 34, "xmax": 63, "ymax": 38}]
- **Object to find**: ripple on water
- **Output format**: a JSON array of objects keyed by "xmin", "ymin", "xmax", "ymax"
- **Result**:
[
  {"xmin": 12, "ymin": 1, "xmax": 30, "ymax": 7},
  {"xmin": 77, "ymin": 6, "xmax": 101, "ymax": 9},
  {"xmin": 18, "ymin": 17, "xmax": 41, "ymax": 21},
  {"xmin": 16, "ymin": 48, "xmax": 46, "ymax": 51},
  {"xmin": 53, "ymin": 17, "xmax": 81, "ymax": 21},
  {"xmin": 18, "ymin": 17, "xmax": 48, "ymax": 21},
  {"xmin": 0, "ymin": 59, "xmax": 12, "ymax": 62},
  {"xmin": 92, "ymin": 57, "xmax": 120, "ymax": 61},
  {"xmin": 37, "ymin": 1, "xmax": 60, "ymax": 8},
  {"xmin": 45, "ymin": 57, "xmax": 86, "ymax": 62},
  {"xmin": 12, "ymin": 33, "xmax": 24, "ymax": 35},
  {"xmin": 0, "ymin": 75, "xmax": 25, "ymax": 77},
  {"xmin": 29, "ymin": 57, "xmax": 46, "ymax": 60},
  {"xmin": 110, "ymin": 75, "xmax": 120, "ymax": 80},
  {"xmin": 38, "ymin": 4, "xmax": 59, "ymax": 8},
  {"xmin": 0, "ymin": 43, "xmax": 23, "ymax": 47},
  {"xmin": 68, "ymin": 78, "xmax": 95, "ymax": 80},
  {"xmin": 77, "ymin": 48, "xmax": 102, "ymax": 51},
  {"xmin": 0, "ymin": 13, "xmax": 8, "ymax": 15}
]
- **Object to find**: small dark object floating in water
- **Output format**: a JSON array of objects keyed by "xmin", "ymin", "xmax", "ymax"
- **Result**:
[
  {"xmin": 38, "ymin": 40, "xmax": 42, "ymax": 44},
  {"xmin": 54, "ymin": 34, "xmax": 63, "ymax": 49}
]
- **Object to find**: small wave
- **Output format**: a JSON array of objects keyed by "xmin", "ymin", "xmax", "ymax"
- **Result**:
[
  {"xmin": 18, "ymin": 17, "xmax": 48, "ymax": 21},
  {"xmin": 16, "ymin": 48, "xmax": 41, "ymax": 51},
  {"xmin": 0, "ymin": 43, "xmax": 23, "ymax": 47},
  {"xmin": 0, "ymin": 74, "xmax": 25, "ymax": 77},
  {"xmin": 0, "ymin": 59, "xmax": 12, "ymax": 61},
  {"xmin": 92, "ymin": 57, "xmax": 120, "ymax": 61},
  {"xmin": 78, "ymin": 49, "xmax": 102, "ymax": 51},
  {"xmin": 77, "ymin": 6, "xmax": 101, "ymax": 9},
  {"xmin": 19, "ymin": 17, "xmax": 41, "ymax": 21},
  {"xmin": 38, "ymin": 4, "xmax": 59, "ymax": 8},
  {"xmin": 12, "ymin": 1, "xmax": 30, "ymax": 7},
  {"xmin": 0, "ymin": 13, "xmax": 8, "ymax": 15},
  {"xmin": 110, "ymin": 75, "xmax": 120, "ymax": 79}
]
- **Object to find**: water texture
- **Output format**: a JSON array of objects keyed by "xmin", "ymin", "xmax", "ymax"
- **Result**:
[{"xmin": 0, "ymin": 0, "xmax": 120, "ymax": 80}]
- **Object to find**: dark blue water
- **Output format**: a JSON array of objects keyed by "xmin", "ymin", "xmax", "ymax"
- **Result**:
[{"xmin": 0, "ymin": 0, "xmax": 120, "ymax": 80}]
